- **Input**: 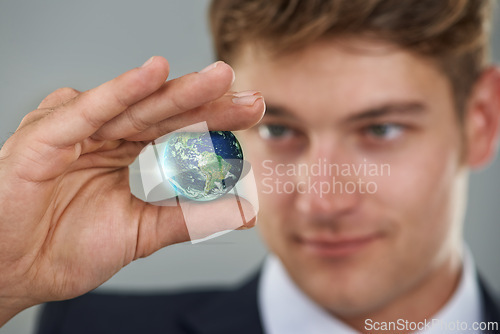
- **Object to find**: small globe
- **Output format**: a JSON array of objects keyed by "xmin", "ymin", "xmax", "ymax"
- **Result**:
[{"xmin": 162, "ymin": 131, "xmax": 244, "ymax": 201}]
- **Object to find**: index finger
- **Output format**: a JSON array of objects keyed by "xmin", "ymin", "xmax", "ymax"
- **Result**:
[{"xmin": 33, "ymin": 56, "xmax": 170, "ymax": 148}]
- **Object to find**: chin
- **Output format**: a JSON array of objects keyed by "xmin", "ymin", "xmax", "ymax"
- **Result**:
[
  {"xmin": 283, "ymin": 246, "xmax": 397, "ymax": 314},
  {"xmin": 304, "ymin": 273, "xmax": 395, "ymax": 317}
]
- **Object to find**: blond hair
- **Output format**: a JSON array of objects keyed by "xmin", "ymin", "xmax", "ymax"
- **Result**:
[{"xmin": 210, "ymin": 0, "xmax": 494, "ymax": 115}]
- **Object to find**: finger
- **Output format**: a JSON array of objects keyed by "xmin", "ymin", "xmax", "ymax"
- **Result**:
[
  {"xmin": 33, "ymin": 56, "xmax": 170, "ymax": 148},
  {"xmin": 68, "ymin": 141, "xmax": 146, "ymax": 171},
  {"xmin": 125, "ymin": 91, "xmax": 265, "ymax": 142},
  {"xmin": 93, "ymin": 61, "xmax": 235, "ymax": 141},
  {"xmin": 133, "ymin": 195, "xmax": 257, "ymax": 259}
]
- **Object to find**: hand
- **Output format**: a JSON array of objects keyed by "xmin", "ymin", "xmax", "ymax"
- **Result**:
[{"xmin": 0, "ymin": 57, "xmax": 265, "ymax": 325}]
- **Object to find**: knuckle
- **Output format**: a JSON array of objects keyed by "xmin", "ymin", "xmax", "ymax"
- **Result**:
[
  {"xmin": 125, "ymin": 107, "xmax": 153, "ymax": 132},
  {"xmin": 38, "ymin": 87, "xmax": 80, "ymax": 109},
  {"xmin": 153, "ymin": 120, "xmax": 171, "ymax": 138},
  {"xmin": 20, "ymin": 111, "xmax": 37, "ymax": 125},
  {"xmin": 80, "ymin": 108, "xmax": 103, "ymax": 130},
  {"xmin": 54, "ymin": 87, "xmax": 80, "ymax": 97},
  {"xmin": 19, "ymin": 109, "xmax": 51, "ymax": 129},
  {"xmin": 75, "ymin": 91, "xmax": 111, "ymax": 130},
  {"xmin": 169, "ymin": 93, "xmax": 190, "ymax": 112},
  {"xmin": 111, "ymin": 89, "xmax": 130, "ymax": 110}
]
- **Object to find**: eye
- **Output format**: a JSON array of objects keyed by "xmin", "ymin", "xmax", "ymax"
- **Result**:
[
  {"xmin": 257, "ymin": 124, "xmax": 294, "ymax": 140},
  {"xmin": 364, "ymin": 123, "xmax": 404, "ymax": 141}
]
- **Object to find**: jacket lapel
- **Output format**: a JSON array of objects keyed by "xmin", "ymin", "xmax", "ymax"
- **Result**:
[
  {"xmin": 478, "ymin": 275, "xmax": 500, "ymax": 324},
  {"xmin": 180, "ymin": 273, "xmax": 265, "ymax": 334}
]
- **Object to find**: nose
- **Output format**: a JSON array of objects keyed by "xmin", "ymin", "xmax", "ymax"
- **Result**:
[{"xmin": 294, "ymin": 136, "xmax": 362, "ymax": 220}]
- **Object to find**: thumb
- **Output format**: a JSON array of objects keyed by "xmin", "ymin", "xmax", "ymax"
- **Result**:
[{"xmin": 132, "ymin": 194, "xmax": 257, "ymax": 259}]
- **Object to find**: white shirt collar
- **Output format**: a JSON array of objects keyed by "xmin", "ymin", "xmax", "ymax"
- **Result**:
[
  {"xmin": 421, "ymin": 247, "xmax": 484, "ymax": 333},
  {"xmin": 258, "ymin": 247, "xmax": 483, "ymax": 334}
]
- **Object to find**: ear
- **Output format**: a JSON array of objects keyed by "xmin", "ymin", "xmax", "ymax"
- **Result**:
[{"xmin": 464, "ymin": 66, "xmax": 500, "ymax": 169}]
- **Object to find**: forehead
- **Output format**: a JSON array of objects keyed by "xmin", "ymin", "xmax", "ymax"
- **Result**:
[
  {"xmin": 233, "ymin": 38, "xmax": 441, "ymax": 81},
  {"xmin": 232, "ymin": 38, "xmax": 453, "ymax": 123}
]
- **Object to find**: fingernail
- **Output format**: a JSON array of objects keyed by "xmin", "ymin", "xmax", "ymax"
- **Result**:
[
  {"xmin": 232, "ymin": 95, "xmax": 263, "ymax": 106},
  {"xmin": 141, "ymin": 56, "xmax": 155, "ymax": 68},
  {"xmin": 233, "ymin": 90, "xmax": 260, "ymax": 98},
  {"xmin": 200, "ymin": 61, "xmax": 223, "ymax": 73}
]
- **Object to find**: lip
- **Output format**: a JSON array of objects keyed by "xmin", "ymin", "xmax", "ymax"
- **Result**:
[{"xmin": 297, "ymin": 234, "xmax": 382, "ymax": 258}]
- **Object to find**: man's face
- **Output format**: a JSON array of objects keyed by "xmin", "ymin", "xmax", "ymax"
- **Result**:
[{"xmin": 232, "ymin": 39, "xmax": 466, "ymax": 317}]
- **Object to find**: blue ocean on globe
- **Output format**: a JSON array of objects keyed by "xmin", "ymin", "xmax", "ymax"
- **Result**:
[{"xmin": 162, "ymin": 131, "xmax": 244, "ymax": 201}]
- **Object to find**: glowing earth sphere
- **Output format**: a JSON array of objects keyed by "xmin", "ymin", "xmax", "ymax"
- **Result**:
[{"xmin": 162, "ymin": 131, "xmax": 244, "ymax": 201}]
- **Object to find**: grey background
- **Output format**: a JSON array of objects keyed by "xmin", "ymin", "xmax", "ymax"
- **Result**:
[{"xmin": 0, "ymin": 1, "xmax": 499, "ymax": 333}]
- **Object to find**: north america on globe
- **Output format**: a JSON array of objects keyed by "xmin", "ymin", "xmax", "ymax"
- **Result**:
[{"xmin": 162, "ymin": 131, "xmax": 244, "ymax": 201}]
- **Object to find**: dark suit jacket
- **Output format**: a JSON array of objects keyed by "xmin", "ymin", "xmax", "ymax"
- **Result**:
[{"xmin": 36, "ymin": 273, "xmax": 499, "ymax": 334}]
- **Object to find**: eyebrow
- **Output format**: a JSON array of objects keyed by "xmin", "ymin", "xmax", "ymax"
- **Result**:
[
  {"xmin": 263, "ymin": 101, "xmax": 427, "ymax": 123},
  {"xmin": 345, "ymin": 102, "xmax": 427, "ymax": 123},
  {"xmin": 264, "ymin": 105, "xmax": 299, "ymax": 120}
]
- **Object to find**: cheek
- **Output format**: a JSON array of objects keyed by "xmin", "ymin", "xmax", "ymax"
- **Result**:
[
  {"xmin": 375, "ymin": 134, "xmax": 461, "ymax": 252},
  {"xmin": 251, "ymin": 161, "xmax": 293, "ymax": 255},
  {"xmin": 253, "ymin": 160, "xmax": 295, "ymax": 219}
]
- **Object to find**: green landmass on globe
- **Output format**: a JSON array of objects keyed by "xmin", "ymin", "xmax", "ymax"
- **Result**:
[
  {"xmin": 199, "ymin": 150, "xmax": 233, "ymax": 195},
  {"xmin": 162, "ymin": 131, "xmax": 244, "ymax": 201}
]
